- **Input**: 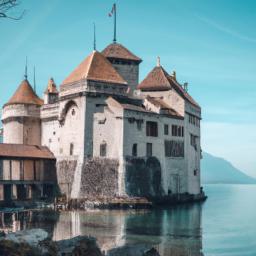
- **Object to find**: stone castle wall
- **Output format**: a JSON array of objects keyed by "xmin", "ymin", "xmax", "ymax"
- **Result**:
[
  {"xmin": 79, "ymin": 158, "xmax": 119, "ymax": 198},
  {"xmin": 56, "ymin": 159, "xmax": 77, "ymax": 196},
  {"xmin": 111, "ymin": 63, "xmax": 139, "ymax": 93}
]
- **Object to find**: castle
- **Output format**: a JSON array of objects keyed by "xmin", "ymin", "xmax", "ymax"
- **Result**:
[{"xmin": 0, "ymin": 41, "xmax": 202, "ymax": 201}]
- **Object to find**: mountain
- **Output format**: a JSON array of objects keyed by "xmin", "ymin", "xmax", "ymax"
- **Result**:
[{"xmin": 201, "ymin": 152, "xmax": 256, "ymax": 184}]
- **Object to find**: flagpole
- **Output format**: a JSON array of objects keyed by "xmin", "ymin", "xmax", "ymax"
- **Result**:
[
  {"xmin": 93, "ymin": 22, "xmax": 96, "ymax": 50},
  {"xmin": 33, "ymin": 66, "xmax": 36, "ymax": 93},
  {"xmin": 113, "ymin": 3, "xmax": 116, "ymax": 43},
  {"xmin": 24, "ymin": 56, "xmax": 28, "ymax": 80}
]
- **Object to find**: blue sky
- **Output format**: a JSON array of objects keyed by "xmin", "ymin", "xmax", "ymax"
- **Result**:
[{"xmin": 0, "ymin": 0, "xmax": 256, "ymax": 177}]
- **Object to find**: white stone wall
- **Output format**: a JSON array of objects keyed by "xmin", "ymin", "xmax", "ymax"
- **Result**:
[
  {"xmin": 122, "ymin": 110, "xmax": 187, "ymax": 195},
  {"xmin": 58, "ymin": 97, "xmax": 85, "ymax": 157},
  {"xmin": 93, "ymin": 109, "xmax": 123, "ymax": 159},
  {"xmin": 184, "ymin": 102, "xmax": 201, "ymax": 195},
  {"xmin": 41, "ymin": 119, "xmax": 60, "ymax": 156},
  {"xmin": 93, "ymin": 104, "xmax": 190, "ymax": 196}
]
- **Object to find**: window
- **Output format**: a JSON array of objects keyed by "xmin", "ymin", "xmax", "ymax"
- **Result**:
[
  {"xmin": 33, "ymin": 161, "xmax": 37, "ymax": 181},
  {"xmin": 71, "ymin": 109, "xmax": 76, "ymax": 116},
  {"xmin": 146, "ymin": 143, "xmax": 153, "ymax": 157},
  {"xmin": 172, "ymin": 125, "xmax": 184, "ymax": 137},
  {"xmin": 70, "ymin": 143, "xmax": 74, "ymax": 156},
  {"xmin": 194, "ymin": 169, "xmax": 197, "ymax": 176},
  {"xmin": 165, "ymin": 140, "xmax": 184, "ymax": 157},
  {"xmin": 132, "ymin": 144, "xmax": 137, "ymax": 157},
  {"xmin": 164, "ymin": 124, "xmax": 169, "ymax": 135},
  {"xmin": 189, "ymin": 114, "xmax": 200, "ymax": 127},
  {"xmin": 146, "ymin": 121, "xmax": 158, "ymax": 137},
  {"xmin": 100, "ymin": 143, "xmax": 107, "ymax": 157},
  {"xmin": 9, "ymin": 160, "xmax": 12, "ymax": 180},
  {"xmin": 190, "ymin": 134, "xmax": 197, "ymax": 150},
  {"xmin": 20, "ymin": 161, "xmax": 24, "ymax": 180}
]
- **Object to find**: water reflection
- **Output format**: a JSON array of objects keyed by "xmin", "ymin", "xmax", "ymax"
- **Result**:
[{"xmin": 0, "ymin": 204, "xmax": 203, "ymax": 256}]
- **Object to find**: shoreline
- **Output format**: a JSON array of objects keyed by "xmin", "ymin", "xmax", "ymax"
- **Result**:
[{"xmin": 0, "ymin": 192, "xmax": 207, "ymax": 212}]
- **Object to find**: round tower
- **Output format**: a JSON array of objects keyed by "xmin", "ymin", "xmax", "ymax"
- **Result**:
[{"xmin": 1, "ymin": 78, "xmax": 43, "ymax": 145}]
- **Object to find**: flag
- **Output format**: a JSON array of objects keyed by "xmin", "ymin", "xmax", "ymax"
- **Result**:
[{"xmin": 108, "ymin": 4, "xmax": 116, "ymax": 17}]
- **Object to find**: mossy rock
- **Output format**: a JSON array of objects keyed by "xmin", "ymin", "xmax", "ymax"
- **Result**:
[{"xmin": 0, "ymin": 240, "xmax": 40, "ymax": 256}]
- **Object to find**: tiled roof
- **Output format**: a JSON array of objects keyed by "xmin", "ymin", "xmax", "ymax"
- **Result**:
[
  {"xmin": 5, "ymin": 79, "xmax": 43, "ymax": 107},
  {"xmin": 0, "ymin": 144, "xmax": 55, "ymax": 160},
  {"xmin": 169, "ymin": 76, "xmax": 200, "ymax": 108},
  {"xmin": 138, "ymin": 66, "xmax": 200, "ymax": 108},
  {"xmin": 62, "ymin": 50, "xmax": 127, "ymax": 85},
  {"xmin": 45, "ymin": 78, "xmax": 58, "ymax": 94},
  {"xmin": 137, "ymin": 66, "xmax": 171, "ymax": 91},
  {"xmin": 107, "ymin": 96, "xmax": 183, "ymax": 119},
  {"xmin": 102, "ymin": 43, "xmax": 142, "ymax": 63},
  {"xmin": 107, "ymin": 96, "xmax": 148, "ymax": 113}
]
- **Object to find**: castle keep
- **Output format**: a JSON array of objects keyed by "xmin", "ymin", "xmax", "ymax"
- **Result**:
[{"xmin": 0, "ymin": 42, "xmax": 202, "ymax": 202}]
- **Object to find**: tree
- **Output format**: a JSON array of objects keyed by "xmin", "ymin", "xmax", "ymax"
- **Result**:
[{"xmin": 0, "ymin": 0, "xmax": 25, "ymax": 20}]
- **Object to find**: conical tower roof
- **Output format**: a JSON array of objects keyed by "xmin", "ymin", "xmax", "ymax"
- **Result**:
[
  {"xmin": 62, "ymin": 50, "xmax": 127, "ymax": 85},
  {"xmin": 102, "ymin": 43, "xmax": 142, "ymax": 63},
  {"xmin": 44, "ymin": 78, "xmax": 58, "ymax": 94},
  {"xmin": 5, "ymin": 79, "xmax": 43, "ymax": 107}
]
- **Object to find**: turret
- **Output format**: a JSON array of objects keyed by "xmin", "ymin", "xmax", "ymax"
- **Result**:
[
  {"xmin": 1, "ymin": 79, "xmax": 43, "ymax": 145},
  {"xmin": 44, "ymin": 78, "xmax": 59, "ymax": 104}
]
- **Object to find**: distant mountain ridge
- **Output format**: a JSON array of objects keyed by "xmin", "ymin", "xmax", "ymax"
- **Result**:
[{"xmin": 201, "ymin": 152, "xmax": 256, "ymax": 184}]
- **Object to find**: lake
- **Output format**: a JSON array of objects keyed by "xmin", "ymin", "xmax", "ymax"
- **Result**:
[{"xmin": 0, "ymin": 184, "xmax": 256, "ymax": 255}]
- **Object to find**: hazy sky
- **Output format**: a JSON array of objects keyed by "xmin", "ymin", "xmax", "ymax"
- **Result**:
[{"xmin": 0, "ymin": 0, "xmax": 255, "ymax": 177}]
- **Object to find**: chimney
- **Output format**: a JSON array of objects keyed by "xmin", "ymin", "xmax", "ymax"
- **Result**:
[
  {"xmin": 156, "ymin": 56, "xmax": 161, "ymax": 67},
  {"xmin": 172, "ymin": 70, "xmax": 176, "ymax": 80},
  {"xmin": 183, "ymin": 82, "xmax": 188, "ymax": 92}
]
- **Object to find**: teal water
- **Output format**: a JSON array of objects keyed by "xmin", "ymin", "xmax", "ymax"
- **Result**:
[
  {"xmin": 203, "ymin": 184, "xmax": 256, "ymax": 256},
  {"xmin": 0, "ymin": 184, "xmax": 256, "ymax": 255}
]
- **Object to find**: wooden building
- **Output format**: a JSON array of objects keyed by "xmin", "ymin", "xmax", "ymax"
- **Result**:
[{"xmin": 0, "ymin": 144, "xmax": 57, "ymax": 204}]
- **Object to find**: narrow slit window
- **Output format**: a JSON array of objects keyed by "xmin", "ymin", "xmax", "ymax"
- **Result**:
[
  {"xmin": 132, "ymin": 144, "xmax": 137, "ymax": 157},
  {"xmin": 100, "ymin": 143, "xmax": 107, "ymax": 157}
]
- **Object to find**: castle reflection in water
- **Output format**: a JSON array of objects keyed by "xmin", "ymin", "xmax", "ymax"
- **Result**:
[{"xmin": 0, "ymin": 204, "xmax": 203, "ymax": 256}]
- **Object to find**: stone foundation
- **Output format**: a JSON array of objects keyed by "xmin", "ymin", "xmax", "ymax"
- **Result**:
[
  {"xmin": 79, "ymin": 158, "xmax": 119, "ymax": 198},
  {"xmin": 125, "ymin": 156, "xmax": 164, "ymax": 197},
  {"xmin": 56, "ymin": 160, "xmax": 77, "ymax": 197}
]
